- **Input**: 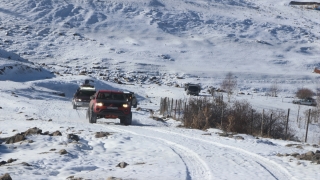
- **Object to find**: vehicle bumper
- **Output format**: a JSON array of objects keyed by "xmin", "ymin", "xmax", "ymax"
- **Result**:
[
  {"xmin": 74, "ymin": 101, "xmax": 90, "ymax": 107},
  {"xmin": 95, "ymin": 109, "xmax": 131, "ymax": 116}
]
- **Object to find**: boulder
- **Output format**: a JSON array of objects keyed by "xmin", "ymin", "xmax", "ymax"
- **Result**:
[
  {"xmin": 116, "ymin": 161, "xmax": 129, "ymax": 168},
  {"xmin": 6, "ymin": 158, "xmax": 16, "ymax": 163},
  {"xmin": 50, "ymin": 131, "xmax": 62, "ymax": 136},
  {"xmin": 107, "ymin": 177, "xmax": 122, "ymax": 180},
  {"xmin": 5, "ymin": 133, "xmax": 25, "ymax": 144},
  {"xmin": 95, "ymin": 132, "xmax": 111, "ymax": 138},
  {"xmin": 21, "ymin": 162, "xmax": 32, "ymax": 166},
  {"xmin": 67, "ymin": 134, "xmax": 80, "ymax": 141},
  {"xmin": 290, "ymin": 152, "xmax": 300, "ymax": 157},
  {"xmin": 24, "ymin": 127, "xmax": 42, "ymax": 136},
  {"xmin": 59, "ymin": 149, "xmax": 68, "ymax": 155},
  {"xmin": 234, "ymin": 136, "xmax": 244, "ymax": 140},
  {"xmin": 0, "ymin": 173, "xmax": 12, "ymax": 180}
]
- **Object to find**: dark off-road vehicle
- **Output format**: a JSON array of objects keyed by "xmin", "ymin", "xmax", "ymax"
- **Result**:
[
  {"xmin": 123, "ymin": 91, "xmax": 138, "ymax": 108},
  {"xmin": 72, "ymin": 85, "xmax": 96, "ymax": 109},
  {"xmin": 185, "ymin": 83, "xmax": 201, "ymax": 96},
  {"xmin": 87, "ymin": 90, "xmax": 132, "ymax": 125}
]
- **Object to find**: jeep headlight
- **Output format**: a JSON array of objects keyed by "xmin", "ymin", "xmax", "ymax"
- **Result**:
[
  {"xmin": 123, "ymin": 104, "xmax": 128, "ymax": 108},
  {"xmin": 96, "ymin": 102, "xmax": 103, "ymax": 106},
  {"xmin": 77, "ymin": 99, "xmax": 82, "ymax": 101}
]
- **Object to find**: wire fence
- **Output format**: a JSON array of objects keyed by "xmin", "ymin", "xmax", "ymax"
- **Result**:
[{"xmin": 159, "ymin": 96, "xmax": 319, "ymax": 143}]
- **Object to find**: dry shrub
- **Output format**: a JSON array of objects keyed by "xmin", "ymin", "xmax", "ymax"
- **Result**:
[
  {"xmin": 296, "ymin": 88, "xmax": 314, "ymax": 99},
  {"xmin": 182, "ymin": 97, "xmax": 297, "ymax": 140},
  {"xmin": 183, "ymin": 97, "xmax": 225, "ymax": 130}
]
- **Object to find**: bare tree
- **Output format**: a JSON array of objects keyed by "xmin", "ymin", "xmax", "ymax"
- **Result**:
[
  {"xmin": 269, "ymin": 82, "xmax": 280, "ymax": 97},
  {"xmin": 296, "ymin": 88, "xmax": 314, "ymax": 99},
  {"xmin": 221, "ymin": 72, "xmax": 237, "ymax": 102}
]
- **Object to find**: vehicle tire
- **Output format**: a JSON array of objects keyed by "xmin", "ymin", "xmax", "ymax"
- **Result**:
[
  {"xmin": 133, "ymin": 103, "xmax": 137, "ymax": 108},
  {"xmin": 119, "ymin": 117, "xmax": 125, "ymax": 124},
  {"xmin": 89, "ymin": 107, "xmax": 97, "ymax": 124},
  {"xmin": 123, "ymin": 112, "xmax": 132, "ymax": 126},
  {"xmin": 73, "ymin": 103, "xmax": 77, "ymax": 109}
]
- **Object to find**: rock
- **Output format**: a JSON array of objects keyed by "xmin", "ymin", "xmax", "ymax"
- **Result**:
[
  {"xmin": 50, "ymin": 131, "xmax": 62, "ymax": 136},
  {"xmin": 95, "ymin": 132, "xmax": 111, "ymax": 138},
  {"xmin": 116, "ymin": 161, "xmax": 129, "ymax": 168},
  {"xmin": 107, "ymin": 177, "xmax": 122, "ymax": 180},
  {"xmin": 24, "ymin": 127, "xmax": 42, "ymax": 136},
  {"xmin": 67, "ymin": 134, "xmax": 80, "ymax": 141},
  {"xmin": 21, "ymin": 162, "xmax": 32, "ymax": 166},
  {"xmin": 0, "ymin": 161, "xmax": 6, "ymax": 166},
  {"xmin": 290, "ymin": 152, "xmax": 300, "ymax": 157},
  {"xmin": 0, "ymin": 173, "xmax": 12, "ymax": 180},
  {"xmin": 311, "ymin": 154, "xmax": 320, "ymax": 163},
  {"xmin": 7, "ymin": 158, "xmax": 16, "ymax": 163},
  {"xmin": 218, "ymin": 132, "xmax": 228, "ymax": 137},
  {"xmin": 276, "ymin": 153, "xmax": 283, "ymax": 157},
  {"xmin": 312, "ymin": 144, "xmax": 319, "ymax": 148},
  {"xmin": 59, "ymin": 149, "xmax": 68, "ymax": 155},
  {"xmin": 66, "ymin": 176, "xmax": 84, "ymax": 180},
  {"xmin": 306, "ymin": 151, "xmax": 315, "ymax": 156},
  {"xmin": 234, "ymin": 136, "xmax": 244, "ymax": 140},
  {"xmin": 41, "ymin": 131, "xmax": 49, "ymax": 135},
  {"xmin": 296, "ymin": 154, "xmax": 306, "ymax": 160},
  {"xmin": 202, "ymin": 133, "xmax": 211, "ymax": 136},
  {"xmin": 285, "ymin": 144, "xmax": 299, "ymax": 147},
  {"xmin": 49, "ymin": 148, "xmax": 56, "ymax": 151},
  {"xmin": 295, "ymin": 145, "xmax": 303, "ymax": 149},
  {"xmin": 5, "ymin": 133, "xmax": 25, "ymax": 144}
]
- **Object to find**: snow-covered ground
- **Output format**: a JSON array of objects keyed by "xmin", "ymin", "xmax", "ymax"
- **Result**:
[{"xmin": 1, "ymin": 0, "xmax": 320, "ymax": 179}]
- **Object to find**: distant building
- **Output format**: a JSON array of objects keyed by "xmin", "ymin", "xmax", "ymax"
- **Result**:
[{"xmin": 289, "ymin": 1, "xmax": 320, "ymax": 10}]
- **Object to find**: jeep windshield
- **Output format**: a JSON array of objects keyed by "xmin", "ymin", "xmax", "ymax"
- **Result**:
[
  {"xmin": 77, "ymin": 90, "xmax": 96, "ymax": 96},
  {"xmin": 188, "ymin": 86, "xmax": 199, "ymax": 91},
  {"xmin": 97, "ymin": 92, "xmax": 126, "ymax": 100}
]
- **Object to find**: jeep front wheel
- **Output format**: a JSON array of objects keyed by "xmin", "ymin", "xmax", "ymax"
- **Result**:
[
  {"xmin": 123, "ymin": 112, "xmax": 132, "ymax": 126},
  {"xmin": 89, "ymin": 108, "xmax": 97, "ymax": 123}
]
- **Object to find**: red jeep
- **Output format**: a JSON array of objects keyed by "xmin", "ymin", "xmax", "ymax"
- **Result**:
[{"xmin": 87, "ymin": 90, "xmax": 132, "ymax": 125}]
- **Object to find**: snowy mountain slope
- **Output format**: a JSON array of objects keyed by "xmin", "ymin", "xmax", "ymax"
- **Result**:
[
  {"xmin": 0, "ymin": 0, "xmax": 320, "ymax": 91},
  {"xmin": 1, "ymin": 0, "xmax": 320, "ymax": 179}
]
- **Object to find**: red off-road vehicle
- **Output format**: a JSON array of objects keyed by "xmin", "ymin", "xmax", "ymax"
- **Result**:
[{"xmin": 87, "ymin": 90, "xmax": 132, "ymax": 125}]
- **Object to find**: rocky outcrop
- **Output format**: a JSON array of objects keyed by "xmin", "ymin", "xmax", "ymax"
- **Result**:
[{"xmin": 0, "ymin": 173, "xmax": 12, "ymax": 180}]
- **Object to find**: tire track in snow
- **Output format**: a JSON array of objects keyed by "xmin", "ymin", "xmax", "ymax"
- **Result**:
[
  {"xmin": 107, "ymin": 126, "xmax": 213, "ymax": 180},
  {"xmin": 141, "ymin": 127, "xmax": 297, "ymax": 180}
]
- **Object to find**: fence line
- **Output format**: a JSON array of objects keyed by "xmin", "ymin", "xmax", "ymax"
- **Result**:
[{"xmin": 159, "ymin": 96, "xmax": 315, "ymax": 142}]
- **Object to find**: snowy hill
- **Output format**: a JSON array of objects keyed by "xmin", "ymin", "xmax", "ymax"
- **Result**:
[
  {"xmin": 1, "ymin": 0, "xmax": 320, "ymax": 91},
  {"xmin": 1, "ymin": 0, "xmax": 320, "ymax": 179}
]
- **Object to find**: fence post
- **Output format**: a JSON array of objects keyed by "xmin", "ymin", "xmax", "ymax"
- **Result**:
[
  {"xmin": 220, "ymin": 107, "xmax": 224, "ymax": 129},
  {"xmin": 297, "ymin": 105, "xmax": 300, "ymax": 123},
  {"xmin": 160, "ymin": 98, "xmax": 163, "ymax": 115},
  {"xmin": 251, "ymin": 109, "xmax": 253, "ymax": 135},
  {"xmin": 285, "ymin": 108, "xmax": 290, "ymax": 140},
  {"xmin": 268, "ymin": 113, "xmax": 272, "ymax": 138},
  {"xmin": 174, "ymin": 99, "xmax": 177, "ymax": 119},
  {"xmin": 178, "ymin": 99, "xmax": 182, "ymax": 120},
  {"xmin": 305, "ymin": 109, "xmax": 311, "ymax": 143},
  {"xmin": 171, "ymin": 98, "xmax": 174, "ymax": 117},
  {"xmin": 261, "ymin": 109, "xmax": 264, "ymax": 136}
]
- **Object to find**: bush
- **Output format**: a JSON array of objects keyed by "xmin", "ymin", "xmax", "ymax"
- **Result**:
[
  {"xmin": 182, "ymin": 97, "xmax": 296, "ymax": 140},
  {"xmin": 296, "ymin": 88, "xmax": 314, "ymax": 99}
]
